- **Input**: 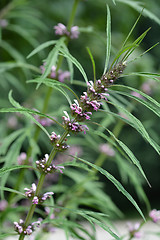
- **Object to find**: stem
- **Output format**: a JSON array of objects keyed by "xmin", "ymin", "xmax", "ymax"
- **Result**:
[
  {"xmin": 17, "ymin": 0, "xmax": 80, "ymax": 238},
  {"xmin": 67, "ymin": 0, "xmax": 80, "ymax": 30}
]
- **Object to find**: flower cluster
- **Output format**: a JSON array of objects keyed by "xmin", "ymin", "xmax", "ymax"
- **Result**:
[
  {"xmin": 24, "ymin": 183, "xmax": 54, "ymax": 205},
  {"xmin": 14, "ymin": 219, "xmax": 41, "ymax": 235},
  {"xmin": 62, "ymin": 111, "xmax": 89, "ymax": 134},
  {"xmin": 40, "ymin": 63, "xmax": 70, "ymax": 82},
  {"xmin": 101, "ymin": 62, "xmax": 126, "ymax": 85},
  {"xmin": 61, "ymin": 62, "xmax": 126, "ymax": 136},
  {"xmin": 149, "ymin": 209, "xmax": 160, "ymax": 223},
  {"xmin": 50, "ymin": 131, "xmax": 70, "ymax": 151},
  {"xmin": 127, "ymin": 222, "xmax": 142, "ymax": 239},
  {"xmin": 36, "ymin": 154, "xmax": 64, "ymax": 174},
  {"xmin": 54, "ymin": 23, "xmax": 80, "ymax": 39}
]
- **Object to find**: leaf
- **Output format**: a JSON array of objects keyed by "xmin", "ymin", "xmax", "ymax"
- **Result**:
[
  {"xmin": 0, "ymin": 165, "xmax": 35, "ymax": 177},
  {"xmin": 0, "ymin": 129, "xmax": 25, "ymax": 155},
  {"xmin": 27, "ymin": 40, "xmax": 57, "ymax": 59},
  {"xmin": 103, "ymin": 5, "xmax": 111, "ymax": 74},
  {"xmin": 58, "ymin": 46, "xmax": 89, "ymax": 84},
  {"xmin": 86, "ymin": 47, "xmax": 96, "ymax": 83},
  {"xmin": 106, "ymin": 99, "xmax": 160, "ymax": 154},
  {"xmin": 7, "ymin": 24, "xmax": 38, "ymax": 47},
  {"xmin": 0, "ymin": 186, "xmax": 25, "ymax": 196},
  {"xmin": 28, "ymin": 78, "xmax": 79, "ymax": 102},
  {"xmin": 110, "ymin": 86, "xmax": 160, "ymax": 118},
  {"xmin": 75, "ymin": 156, "xmax": 145, "ymax": 220},
  {"xmin": 0, "ymin": 62, "xmax": 40, "ymax": 73},
  {"xmin": 116, "ymin": 0, "xmax": 160, "ymax": 26},
  {"xmin": 37, "ymin": 38, "xmax": 65, "ymax": 88}
]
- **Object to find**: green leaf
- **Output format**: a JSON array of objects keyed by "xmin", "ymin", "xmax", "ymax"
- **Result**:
[
  {"xmin": 86, "ymin": 47, "xmax": 96, "ymax": 83},
  {"xmin": 0, "ymin": 165, "xmax": 35, "ymax": 177},
  {"xmin": 103, "ymin": 5, "xmax": 111, "ymax": 74},
  {"xmin": 0, "ymin": 129, "xmax": 24, "ymax": 155},
  {"xmin": 59, "ymin": 46, "xmax": 89, "ymax": 84},
  {"xmin": 75, "ymin": 157, "xmax": 145, "ymax": 220},
  {"xmin": 0, "ymin": 62, "xmax": 40, "ymax": 73},
  {"xmin": 27, "ymin": 40, "xmax": 57, "ymax": 59},
  {"xmin": 106, "ymin": 99, "xmax": 160, "ymax": 154},
  {"xmin": 7, "ymin": 24, "xmax": 38, "ymax": 47},
  {"xmin": 37, "ymin": 38, "xmax": 65, "ymax": 88},
  {"xmin": 0, "ymin": 186, "xmax": 25, "ymax": 196},
  {"xmin": 116, "ymin": 0, "xmax": 160, "ymax": 26},
  {"xmin": 28, "ymin": 78, "xmax": 79, "ymax": 102}
]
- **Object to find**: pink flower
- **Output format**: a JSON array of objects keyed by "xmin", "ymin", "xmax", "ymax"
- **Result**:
[
  {"xmin": 149, "ymin": 209, "xmax": 160, "ymax": 223},
  {"xmin": 70, "ymin": 26, "xmax": 80, "ymax": 39},
  {"xmin": 127, "ymin": 222, "xmax": 142, "ymax": 239},
  {"xmin": 0, "ymin": 19, "xmax": 8, "ymax": 28},
  {"xmin": 131, "ymin": 91, "xmax": 144, "ymax": 99},
  {"xmin": 99, "ymin": 143, "xmax": 115, "ymax": 157},
  {"xmin": 54, "ymin": 23, "xmax": 67, "ymax": 35},
  {"xmin": 0, "ymin": 200, "xmax": 8, "ymax": 211}
]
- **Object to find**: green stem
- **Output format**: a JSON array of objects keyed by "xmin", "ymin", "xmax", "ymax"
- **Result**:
[{"xmin": 67, "ymin": 0, "xmax": 80, "ymax": 30}]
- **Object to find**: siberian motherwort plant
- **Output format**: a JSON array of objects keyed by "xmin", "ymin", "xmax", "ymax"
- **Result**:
[{"xmin": 0, "ymin": 0, "xmax": 160, "ymax": 240}]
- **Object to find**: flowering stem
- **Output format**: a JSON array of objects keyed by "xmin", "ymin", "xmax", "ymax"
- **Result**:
[{"xmin": 18, "ymin": 130, "xmax": 69, "ymax": 240}]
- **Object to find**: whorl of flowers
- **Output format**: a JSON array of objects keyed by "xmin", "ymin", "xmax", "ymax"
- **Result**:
[
  {"xmin": 14, "ymin": 219, "xmax": 41, "ymax": 235},
  {"xmin": 50, "ymin": 131, "xmax": 70, "ymax": 151},
  {"xmin": 62, "ymin": 111, "xmax": 89, "ymax": 134},
  {"xmin": 149, "ymin": 209, "xmax": 160, "ymax": 223},
  {"xmin": 24, "ymin": 183, "xmax": 54, "ymax": 205},
  {"xmin": 36, "ymin": 154, "xmax": 65, "ymax": 174},
  {"xmin": 40, "ymin": 63, "xmax": 70, "ymax": 82},
  {"xmin": 60, "ymin": 62, "xmax": 126, "ymax": 138},
  {"xmin": 54, "ymin": 23, "xmax": 80, "ymax": 39}
]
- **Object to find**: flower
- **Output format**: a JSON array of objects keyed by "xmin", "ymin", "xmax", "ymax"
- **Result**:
[
  {"xmin": 0, "ymin": 19, "xmax": 8, "ymax": 28},
  {"xmin": 50, "ymin": 131, "xmax": 70, "ymax": 151},
  {"xmin": 36, "ymin": 153, "xmax": 65, "ymax": 174},
  {"xmin": 0, "ymin": 200, "xmax": 8, "ymax": 211},
  {"xmin": 40, "ymin": 63, "xmax": 70, "ymax": 82},
  {"xmin": 141, "ymin": 80, "xmax": 157, "ymax": 95},
  {"xmin": 54, "ymin": 23, "xmax": 67, "ymax": 35},
  {"xmin": 70, "ymin": 26, "xmax": 80, "ymax": 39},
  {"xmin": 149, "ymin": 209, "xmax": 160, "ymax": 223},
  {"xmin": 14, "ymin": 219, "xmax": 41, "ymax": 235},
  {"xmin": 24, "ymin": 183, "xmax": 36, "ymax": 198},
  {"xmin": 131, "ymin": 91, "xmax": 144, "ymax": 99},
  {"xmin": 54, "ymin": 23, "xmax": 80, "ymax": 39},
  {"xmin": 127, "ymin": 222, "xmax": 142, "ymax": 239},
  {"xmin": 99, "ymin": 143, "xmax": 115, "ymax": 157}
]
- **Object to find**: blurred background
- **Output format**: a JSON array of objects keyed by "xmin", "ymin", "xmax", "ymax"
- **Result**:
[{"xmin": 0, "ymin": 0, "xmax": 160, "ymax": 220}]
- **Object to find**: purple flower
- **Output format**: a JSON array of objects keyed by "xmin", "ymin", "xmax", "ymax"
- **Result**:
[
  {"xmin": 24, "ymin": 183, "xmax": 36, "ymax": 198},
  {"xmin": 127, "ymin": 222, "xmax": 142, "ymax": 239},
  {"xmin": 41, "ymin": 192, "xmax": 54, "ymax": 202},
  {"xmin": 0, "ymin": 200, "xmax": 8, "ymax": 211},
  {"xmin": 54, "ymin": 23, "xmax": 80, "ymax": 39},
  {"xmin": 17, "ymin": 152, "xmax": 29, "ymax": 165},
  {"xmin": 40, "ymin": 63, "xmax": 70, "ymax": 82},
  {"xmin": 70, "ymin": 26, "xmax": 80, "ymax": 39},
  {"xmin": 32, "ymin": 196, "xmax": 39, "ymax": 205},
  {"xmin": 0, "ymin": 19, "xmax": 8, "ymax": 28},
  {"xmin": 131, "ymin": 91, "xmax": 144, "ymax": 99},
  {"xmin": 54, "ymin": 23, "xmax": 67, "ymax": 35},
  {"xmin": 99, "ymin": 144, "xmax": 115, "ymax": 157},
  {"xmin": 149, "ymin": 209, "xmax": 160, "ymax": 223},
  {"xmin": 14, "ymin": 219, "xmax": 41, "ymax": 235},
  {"xmin": 141, "ymin": 80, "xmax": 157, "ymax": 95}
]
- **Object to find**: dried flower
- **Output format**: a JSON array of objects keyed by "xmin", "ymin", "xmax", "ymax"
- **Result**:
[{"xmin": 149, "ymin": 209, "xmax": 160, "ymax": 223}]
